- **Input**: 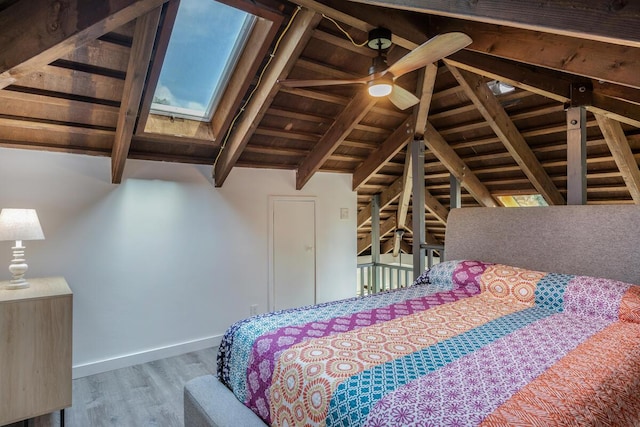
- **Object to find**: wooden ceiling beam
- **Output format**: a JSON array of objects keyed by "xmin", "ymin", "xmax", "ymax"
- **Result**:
[
  {"xmin": 357, "ymin": 215, "xmax": 397, "ymax": 254},
  {"xmin": 297, "ymin": 90, "xmax": 376, "ymax": 189},
  {"xmin": 595, "ymin": 114, "xmax": 640, "ymax": 204},
  {"xmin": 296, "ymin": 58, "xmax": 361, "ymax": 80},
  {"xmin": 111, "ymin": 7, "xmax": 161, "ymax": 184},
  {"xmin": 210, "ymin": 15, "xmax": 281, "ymax": 143},
  {"xmin": 290, "ymin": 0, "xmax": 425, "ymax": 50},
  {"xmin": 346, "ymin": 0, "xmax": 640, "ymax": 48},
  {"xmin": 357, "ymin": 176, "xmax": 405, "ymax": 228},
  {"xmin": 267, "ymin": 107, "xmax": 331, "ymax": 124},
  {"xmin": 445, "ymin": 50, "xmax": 640, "ymax": 128},
  {"xmin": 389, "ymin": 66, "xmax": 438, "ymax": 255},
  {"xmin": 352, "ymin": 116, "xmax": 413, "ymax": 190},
  {"xmin": 11, "ymin": 65, "xmax": 125, "ymax": 103},
  {"xmin": 254, "ymin": 127, "xmax": 319, "ymax": 142},
  {"xmin": 134, "ymin": 0, "xmax": 179, "ymax": 135},
  {"xmin": 381, "ymin": 237, "xmax": 412, "ymax": 255},
  {"xmin": 424, "ymin": 121, "xmax": 498, "ymax": 207},
  {"xmin": 431, "ymin": 17, "xmax": 640, "ymax": 90},
  {"xmin": 446, "ymin": 64, "xmax": 565, "ymax": 205},
  {"xmin": 312, "ymin": 29, "xmax": 377, "ymax": 57},
  {"xmin": 424, "ymin": 189, "xmax": 448, "ymax": 225},
  {"xmin": 402, "ymin": 215, "xmax": 439, "ymax": 245},
  {"xmin": 590, "ymin": 94, "xmax": 640, "ymax": 129},
  {"xmin": 393, "ymin": 154, "xmax": 412, "ymax": 256},
  {"xmin": 0, "ymin": 0, "xmax": 169, "ymax": 90},
  {"xmin": 0, "ymin": 90, "xmax": 118, "ymax": 129},
  {"xmin": 214, "ymin": 9, "xmax": 321, "ymax": 187}
]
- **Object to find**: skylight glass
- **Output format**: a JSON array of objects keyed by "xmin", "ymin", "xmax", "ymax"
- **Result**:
[
  {"xmin": 151, "ymin": 0, "xmax": 255, "ymax": 121},
  {"xmin": 495, "ymin": 194, "xmax": 549, "ymax": 207}
]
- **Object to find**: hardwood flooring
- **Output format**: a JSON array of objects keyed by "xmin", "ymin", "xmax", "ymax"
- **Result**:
[{"xmin": 5, "ymin": 347, "xmax": 217, "ymax": 427}]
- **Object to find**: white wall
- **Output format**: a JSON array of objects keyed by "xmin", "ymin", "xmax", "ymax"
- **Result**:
[{"xmin": 0, "ymin": 147, "xmax": 357, "ymax": 377}]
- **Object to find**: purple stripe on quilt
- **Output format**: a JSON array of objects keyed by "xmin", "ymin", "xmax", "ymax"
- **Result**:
[
  {"xmin": 245, "ymin": 286, "xmax": 481, "ymax": 423},
  {"xmin": 364, "ymin": 313, "xmax": 611, "ymax": 427},
  {"xmin": 563, "ymin": 275, "xmax": 631, "ymax": 322}
]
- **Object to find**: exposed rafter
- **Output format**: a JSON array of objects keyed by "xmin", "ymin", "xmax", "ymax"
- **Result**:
[
  {"xmin": 432, "ymin": 17, "xmax": 640, "ymax": 90},
  {"xmin": 424, "ymin": 121, "xmax": 497, "ymax": 207},
  {"xmin": 352, "ymin": 116, "xmax": 413, "ymax": 190},
  {"xmin": 298, "ymin": 90, "xmax": 376, "ymax": 189},
  {"xmin": 0, "ymin": 0, "xmax": 169, "ymax": 89},
  {"xmin": 424, "ymin": 189, "xmax": 448, "ymax": 224},
  {"xmin": 345, "ymin": 0, "xmax": 640, "ymax": 47},
  {"xmin": 290, "ymin": 0, "xmax": 424, "ymax": 50},
  {"xmin": 445, "ymin": 64, "xmax": 565, "ymax": 205},
  {"xmin": 357, "ymin": 176, "xmax": 404, "ymax": 228},
  {"xmin": 357, "ymin": 215, "xmax": 396, "ymax": 254},
  {"xmin": 382, "ymin": 237, "xmax": 411, "ymax": 255},
  {"xmin": 595, "ymin": 114, "xmax": 640, "ymax": 203},
  {"xmin": 111, "ymin": 7, "xmax": 162, "ymax": 184},
  {"xmin": 210, "ymin": 9, "xmax": 283, "ymax": 143},
  {"xmin": 214, "ymin": 9, "xmax": 321, "ymax": 187},
  {"xmin": 393, "ymin": 154, "xmax": 412, "ymax": 256},
  {"xmin": 445, "ymin": 51, "xmax": 640, "ymax": 128}
]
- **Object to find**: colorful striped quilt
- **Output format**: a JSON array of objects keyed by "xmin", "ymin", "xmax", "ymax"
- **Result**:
[{"xmin": 217, "ymin": 260, "xmax": 640, "ymax": 426}]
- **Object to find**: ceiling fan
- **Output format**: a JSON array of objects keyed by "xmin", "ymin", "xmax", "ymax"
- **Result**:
[{"xmin": 278, "ymin": 28, "xmax": 472, "ymax": 110}]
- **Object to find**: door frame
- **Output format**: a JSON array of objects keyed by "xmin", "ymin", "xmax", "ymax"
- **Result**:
[{"xmin": 268, "ymin": 195, "xmax": 317, "ymax": 312}]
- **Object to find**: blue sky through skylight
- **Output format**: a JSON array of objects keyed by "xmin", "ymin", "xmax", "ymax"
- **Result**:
[{"xmin": 151, "ymin": 0, "xmax": 254, "ymax": 120}]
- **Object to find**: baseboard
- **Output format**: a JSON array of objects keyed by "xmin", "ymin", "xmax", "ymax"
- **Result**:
[{"xmin": 72, "ymin": 334, "xmax": 223, "ymax": 379}]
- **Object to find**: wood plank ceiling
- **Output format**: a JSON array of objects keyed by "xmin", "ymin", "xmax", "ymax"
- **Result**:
[{"xmin": 1, "ymin": 0, "xmax": 639, "ymax": 256}]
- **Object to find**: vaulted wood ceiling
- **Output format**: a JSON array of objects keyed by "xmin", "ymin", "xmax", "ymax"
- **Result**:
[{"xmin": 1, "ymin": 0, "xmax": 639, "ymax": 256}]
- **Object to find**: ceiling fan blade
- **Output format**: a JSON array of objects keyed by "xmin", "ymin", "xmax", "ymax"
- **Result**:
[
  {"xmin": 386, "ymin": 32, "xmax": 472, "ymax": 78},
  {"xmin": 278, "ymin": 77, "xmax": 368, "ymax": 88},
  {"xmin": 388, "ymin": 85, "xmax": 420, "ymax": 110}
]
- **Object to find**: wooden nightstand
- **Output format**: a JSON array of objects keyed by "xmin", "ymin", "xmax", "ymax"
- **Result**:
[{"xmin": 0, "ymin": 277, "xmax": 72, "ymax": 426}]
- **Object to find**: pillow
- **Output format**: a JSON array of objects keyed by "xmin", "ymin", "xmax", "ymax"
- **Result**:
[{"xmin": 414, "ymin": 260, "xmax": 492, "ymax": 292}]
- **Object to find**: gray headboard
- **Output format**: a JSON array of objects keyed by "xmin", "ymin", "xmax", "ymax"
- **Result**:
[{"xmin": 445, "ymin": 205, "xmax": 640, "ymax": 284}]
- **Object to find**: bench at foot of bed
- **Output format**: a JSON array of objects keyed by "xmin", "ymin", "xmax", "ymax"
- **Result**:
[{"xmin": 184, "ymin": 375, "xmax": 267, "ymax": 427}]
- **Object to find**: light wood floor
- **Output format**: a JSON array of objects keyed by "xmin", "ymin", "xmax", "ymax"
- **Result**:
[{"xmin": 6, "ymin": 347, "xmax": 217, "ymax": 427}]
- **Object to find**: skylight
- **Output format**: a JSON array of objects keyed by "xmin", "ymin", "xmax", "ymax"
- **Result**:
[
  {"xmin": 151, "ymin": 0, "xmax": 255, "ymax": 121},
  {"xmin": 495, "ymin": 194, "xmax": 549, "ymax": 207}
]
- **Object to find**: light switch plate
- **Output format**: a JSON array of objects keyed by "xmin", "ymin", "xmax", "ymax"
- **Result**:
[{"xmin": 340, "ymin": 208, "xmax": 349, "ymax": 220}]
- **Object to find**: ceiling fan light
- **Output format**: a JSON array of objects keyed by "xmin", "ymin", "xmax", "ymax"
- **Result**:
[{"xmin": 368, "ymin": 82, "xmax": 393, "ymax": 97}]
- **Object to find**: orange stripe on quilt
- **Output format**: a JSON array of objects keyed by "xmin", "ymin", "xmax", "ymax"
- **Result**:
[
  {"xmin": 480, "ymin": 321, "xmax": 640, "ymax": 427},
  {"xmin": 269, "ymin": 291, "xmax": 534, "ymax": 427},
  {"xmin": 620, "ymin": 285, "xmax": 640, "ymax": 323}
]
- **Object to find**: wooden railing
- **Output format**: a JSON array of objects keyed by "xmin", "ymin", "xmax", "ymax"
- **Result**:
[{"xmin": 357, "ymin": 246, "xmax": 443, "ymax": 296}]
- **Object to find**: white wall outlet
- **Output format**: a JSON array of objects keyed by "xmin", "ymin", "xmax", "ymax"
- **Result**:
[
  {"xmin": 340, "ymin": 208, "xmax": 349, "ymax": 220},
  {"xmin": 250, "ymin": 304, "xmax": 258, "ymax": 316}
]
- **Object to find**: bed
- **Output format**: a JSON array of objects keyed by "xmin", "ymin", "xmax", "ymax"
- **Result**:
[{"xmin": 184, "ymin": 205, "xmax": 640, "ymax": 427}]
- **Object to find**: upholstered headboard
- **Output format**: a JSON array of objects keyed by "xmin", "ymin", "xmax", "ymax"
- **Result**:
[{"xmin": 445, "ymin": 205, "xmax": 640, "ymax": 284}]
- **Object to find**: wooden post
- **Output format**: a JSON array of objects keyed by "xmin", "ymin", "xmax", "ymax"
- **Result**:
[
  {"xmin": 567, "ymin": 107, "xmax": 587, "ymax": 205},
  {"xmin": 450, "ymin": 174, "xmax": 461, "ymax": 209},
  {"xmin": 371, "ymin": 194, "xmax": 380, "ymax": 293},
  {"xmin": 411, "ymin": 139, "xmax": 426, "ymax": 279}
]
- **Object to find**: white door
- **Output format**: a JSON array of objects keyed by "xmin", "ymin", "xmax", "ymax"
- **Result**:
[{"xmin": 270, "ymin": 197, "xmax": 316, "ymax": 311}]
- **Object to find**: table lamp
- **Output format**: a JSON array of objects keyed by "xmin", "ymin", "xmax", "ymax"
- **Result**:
[{"xmin": 0, "ymin": 208, "xmax": 45, "ymax": 289}]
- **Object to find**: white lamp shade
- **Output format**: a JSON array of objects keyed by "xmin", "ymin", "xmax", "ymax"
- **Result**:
[{"xmin": 0, "ymin": 209, "xmax": 45, "ymax": 241}]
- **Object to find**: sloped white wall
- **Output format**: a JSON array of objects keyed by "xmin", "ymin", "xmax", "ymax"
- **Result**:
[{"xmin": 0, "ymin": 147, "xmax": 357, "ymax": 377}]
